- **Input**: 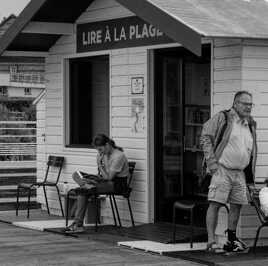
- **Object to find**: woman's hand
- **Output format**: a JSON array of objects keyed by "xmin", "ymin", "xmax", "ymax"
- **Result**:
[{"xmin": 97, "ymin": 152, "xmax": 104, "ymax": 166}]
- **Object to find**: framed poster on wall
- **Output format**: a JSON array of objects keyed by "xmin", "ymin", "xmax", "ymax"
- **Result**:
[{"xmin": 131, "ymin": 77, "xmax": 144, "ymax": 94}]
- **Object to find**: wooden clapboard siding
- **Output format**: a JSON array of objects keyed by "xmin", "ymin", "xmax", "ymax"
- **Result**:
[
  {"xmin": 213, "ymin": 38, "xmax": 268, "ymax": 244},
  {"xmin": 242, "ymin": 39, "xmax": 268, "ymax": 182},
  {"xmin": 41, "ymin": 0, "xmax": 149, "ymax": 223},
  {"xmin": 212, "ymin": 38, "xmax": 243, "ymax": 115},
  {"xmin": 108, "ymin": 39, "xmax": 148, "ymax": 222},
  {"xmin": 238, "ymin": 40, "xmax": 268, "ymax": 244}
]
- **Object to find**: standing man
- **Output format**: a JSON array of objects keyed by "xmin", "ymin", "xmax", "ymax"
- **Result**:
[{"xmin": 201, "ymin": 91, "xmax": 257, "ymax": 253}]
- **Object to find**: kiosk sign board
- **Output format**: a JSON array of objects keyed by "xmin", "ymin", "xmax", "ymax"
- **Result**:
[{"xmin": 77, "ymin": 16, "xmax": 173, "ymax": 53}]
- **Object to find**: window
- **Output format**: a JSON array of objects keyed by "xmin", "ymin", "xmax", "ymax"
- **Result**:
[
  {"xmin": 24, "ymin": 88, "xmax": 32, "ymax": 95},
  {"xmin": 0, "ymin": 87, "xmax": 8, "ymax": 97},
  {"xmin": 66, "ymin": 55, "xmax": 109, "ymax": 147}
]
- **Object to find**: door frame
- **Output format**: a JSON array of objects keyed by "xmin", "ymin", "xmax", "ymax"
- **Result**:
[
  {"xmin": 153, "ymin": 48, "xmax": 184, "ymax": 222},
  {"xmin": 148, "ymin": 40, "xmax": 213, "ymax": 223}
]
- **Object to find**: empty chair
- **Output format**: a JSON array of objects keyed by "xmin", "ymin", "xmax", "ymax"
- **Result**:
[{"xmin": 16, "ymin": 155, "xmax": 64, "ymax": 218}]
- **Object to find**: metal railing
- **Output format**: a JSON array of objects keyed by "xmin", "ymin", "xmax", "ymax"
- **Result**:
[
  {"xmin": 10, "ymin": 72, "xmax": 45, "ymax": 84},
  {"xmin": 0, "ymin": 121, "xmax": 36, "ymax": 161}
]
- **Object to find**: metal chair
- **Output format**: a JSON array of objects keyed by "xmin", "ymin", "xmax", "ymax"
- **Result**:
[
  {"xmin": 172, "ymin": 199, "xmax": 229, "ymax": 247},
  {"xmin": 172, "ymin": 200, "xmax": 196, "ymax": 248},
  {"xmin": 65, "ymin": 161, "xmax": 136, "ymax": 230},
  {"xmin": 107, "ymin": 161, "xmax": 136, "ymax": 227},
  {"xmin": 247, "ymin": 184, "xmax": 268, "ymax": 253},
  {"xmin": 16, "ymin": 155, "xmax": 64, "ymax": 218}
]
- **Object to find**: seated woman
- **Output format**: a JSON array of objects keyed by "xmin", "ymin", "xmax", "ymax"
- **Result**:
[{"xmin": 65, "ymin": 133, "xmax": 129, "ymax": 233}]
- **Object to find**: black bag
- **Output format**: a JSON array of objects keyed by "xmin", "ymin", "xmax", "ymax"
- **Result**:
[
  {"xmin": 200, "ymin": 173, "xmax": 212, "ymax": 194},
  {"xmin": 113, "ymin": 176, "xmax": 128, "ymax": 194}
]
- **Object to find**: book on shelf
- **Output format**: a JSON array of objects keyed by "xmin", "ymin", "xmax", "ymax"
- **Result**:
[
  {"xmin": 185, "ymin": 106, "xmax": 210, "ymax": 124},
  {"xmin": 185, "ymin": 127, "xmax": 195, "ymax": 148}
]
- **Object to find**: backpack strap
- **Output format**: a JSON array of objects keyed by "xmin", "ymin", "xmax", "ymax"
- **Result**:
[
  {"xmin": 200, "ymin": 109, "xmax": 230, "ymax": 192},
  {"xmin": 202, "ymin": 109, "xmax": 229, "ymax": 173},
  {"xmin": 214, "ymin": 109, "xmax": 229, "ymax": 150}
]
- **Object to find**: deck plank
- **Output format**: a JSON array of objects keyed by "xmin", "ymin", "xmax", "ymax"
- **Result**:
[{"xmin": 0, "ymin": 221, "xmax": 196, "ymax": 266}]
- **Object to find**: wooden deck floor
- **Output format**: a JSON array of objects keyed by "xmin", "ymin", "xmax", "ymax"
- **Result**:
[
  {"xmin": 46, "ymin": 223, "xmax": 207, "ymax": 245},
  {"xmin": 0, "ymin": 220, "xmax": 200, "ymax": 266},
  {"xmin": 0, "ymin": 209, "xmax": 207, "ymax": 245}
]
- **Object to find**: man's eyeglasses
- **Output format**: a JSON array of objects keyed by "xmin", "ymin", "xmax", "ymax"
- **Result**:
[{"xmin": 238, "ymin": 101, "xmax": 255, "ymax": 108}]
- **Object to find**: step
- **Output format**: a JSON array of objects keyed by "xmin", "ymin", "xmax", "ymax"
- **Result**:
[
  {"xmin": 0, "ymin": 188, "xmax": 36, "ymax": 198},
  {"xmin": 0, "ymin": 168, "xmax": 36, "ymax": 174},
  {"xmin": 0, "ymin": 201, "xmax": 41, "ymax": 211},
  {"xmin": 0, "ymin": 176, "xmax": 36, "ymax": 186}
]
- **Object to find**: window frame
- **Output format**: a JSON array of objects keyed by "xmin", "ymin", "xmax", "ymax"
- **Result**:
[
  {"xmin": 0, "ymin": 87, "xmax": 8, "ymax": 97},
  {"xmin": 24, "ymin": 88, "xmax": 32, "ymax": 95},
  {"xmin": 63, "ymin": 51, "xmax": 111, "ymax": 149}
]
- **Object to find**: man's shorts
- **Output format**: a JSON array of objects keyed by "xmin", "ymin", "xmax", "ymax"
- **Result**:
[{"xmin": 208, "ymin": 164, "xmax": 248, "ymax": 205}]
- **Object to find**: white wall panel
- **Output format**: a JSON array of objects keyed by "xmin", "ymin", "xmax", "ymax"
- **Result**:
[{"xmin": 42, "ymin": 0, "xmax": 149, "ymax": 224}]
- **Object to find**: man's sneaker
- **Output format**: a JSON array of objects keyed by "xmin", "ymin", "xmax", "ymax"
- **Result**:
[
  {"xmin": 64, "ymin": 222, "xmax": 85, "ymax": 234},
  {"xmin": 223, "ymin": 239, "xmax": 249, "ymax": 253}
]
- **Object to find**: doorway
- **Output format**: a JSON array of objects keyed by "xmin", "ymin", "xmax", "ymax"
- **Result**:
[{"xmin": 154, "ymin": 45, "xmax": 211, "ymax": 223}]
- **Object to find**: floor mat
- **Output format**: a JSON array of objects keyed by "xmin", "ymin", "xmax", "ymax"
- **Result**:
[
  {"xmin": 118, "ymin": 240, "xmax": 207, "ymax": 254},
  {"xmin": 12, "ymin": 219, "xmax": 74, "ymax": 231},
  {"xmin": 165, "ymin": 247, "xmax": 268, "ymax": 266}
]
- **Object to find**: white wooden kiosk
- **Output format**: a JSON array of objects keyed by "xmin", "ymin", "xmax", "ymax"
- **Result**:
[{"xmin": 2, "ymin": 0, "xmax": 268, "ymax": 246}]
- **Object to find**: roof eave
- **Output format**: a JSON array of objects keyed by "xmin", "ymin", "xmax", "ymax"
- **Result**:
[
  {"xmin": 0, "ymin": 0, "xmax": 47, "ymax": 55},
  {"xmin": 1, "ymin": 0, "xmax": 204, "ymax": 56},
  {"xmin": 117, "ymin": 0, "xmax": 202, "ymax": 56}
]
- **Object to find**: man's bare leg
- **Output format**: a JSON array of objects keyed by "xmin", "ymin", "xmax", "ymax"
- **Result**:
[{"xmin": 206, "ymin": 201, "xmax": 222, "ymax": 244}]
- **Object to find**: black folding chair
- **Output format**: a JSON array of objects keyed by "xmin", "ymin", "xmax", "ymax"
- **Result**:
[
  {"xmin": 107, "ymin": 161, "xmax": 136, "ymax": 227},
  {"xmin": 65, "ymin": 161, "xmax": 136, "ymax": 230},
  {"xmin": 16, "ymin": 155, "xmax": 64, "ymax": 218},
  {"xmin": 247, "ymin": 184, "xmax": 268, "ymax": 253}
]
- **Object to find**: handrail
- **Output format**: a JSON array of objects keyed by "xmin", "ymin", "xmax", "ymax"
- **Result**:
[{"xmin": 10, "ymin": 72, "xmax": 45, "ymax": 84}]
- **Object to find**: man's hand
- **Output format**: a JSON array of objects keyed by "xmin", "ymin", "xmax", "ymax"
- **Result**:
[{"xmin": 209, "ymin": 164, "xmax": 218, "ymax": 176}]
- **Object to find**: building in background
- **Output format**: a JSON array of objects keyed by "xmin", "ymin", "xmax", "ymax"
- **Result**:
[{"xmin": 0, "ymin": 14, "xmax": 45, "ymax": 210}]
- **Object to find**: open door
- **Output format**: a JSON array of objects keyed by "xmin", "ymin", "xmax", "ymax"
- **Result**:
[
  {"xmin": 154, "ymin": 51, "xmax": 184, "ymax": 222},
  {"xmin": 154, "ymin": 45, "xmax": 211, "ymax": 223}
]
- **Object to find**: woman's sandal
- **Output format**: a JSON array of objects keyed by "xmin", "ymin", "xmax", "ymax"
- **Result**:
[
  {"xmin": 206, "ymin": 242, "xmax": 224, "ymax": 254},
  {"xmin": 64, "ymin": 222, "xmax": 85, "ymax": 233}
]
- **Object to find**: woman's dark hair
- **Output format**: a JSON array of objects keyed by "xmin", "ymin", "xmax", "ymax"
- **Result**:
[{"xmin": 93, "ymin": 134, "xmax": 123, "ymax": 151}]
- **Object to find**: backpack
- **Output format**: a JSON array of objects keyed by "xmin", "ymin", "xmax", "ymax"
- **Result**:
[{"xmin": 200, "ymin": 109, "xmax": 255, "ymax": 192}]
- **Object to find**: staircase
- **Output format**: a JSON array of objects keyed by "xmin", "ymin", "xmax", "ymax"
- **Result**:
[
  {"xmin": 0, "ymin": 161, "xmax": 40, "ymax": 211},
  {"xmin": 0, "ymin": 118, "xmax": 40, "ymax": 211}
]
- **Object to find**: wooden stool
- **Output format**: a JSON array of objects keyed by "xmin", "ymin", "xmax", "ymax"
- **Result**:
[{"xmin": 172, "ymin": 200, "xmax": 196, "ymax": 248}]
